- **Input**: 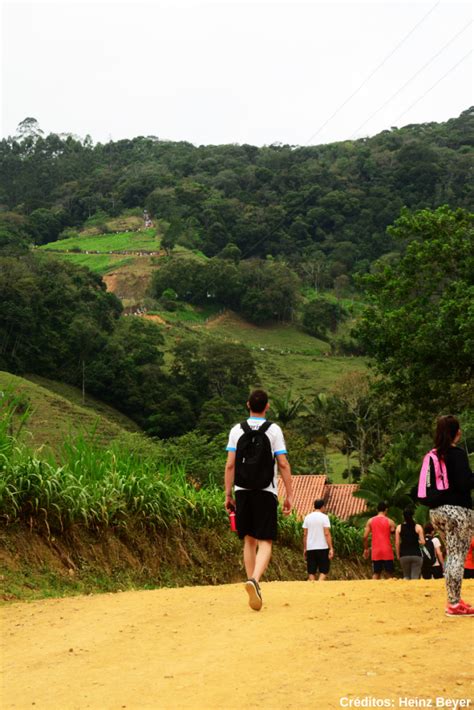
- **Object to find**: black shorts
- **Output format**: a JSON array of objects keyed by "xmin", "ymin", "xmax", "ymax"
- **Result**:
[
  {"xmin": 372, "ymin": 559, "xmax": 395, "ymax": 574},
  {"xmin": 235, "ymin": 490, "xmax": 278, "ymax": 541},
  {"xmin": 422, "ymin": 566, "xmax": 444, "ymax": 579},
  {"xmin": 306, "ymin": 549, "xmax": 330, "ymax": 575}
]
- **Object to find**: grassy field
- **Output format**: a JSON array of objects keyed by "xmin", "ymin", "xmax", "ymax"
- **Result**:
[
  {"xmin": 0, "ymin": 372, "xmax": 140, "ymax": 452},
  {"xmin": 41, "ymin": 252, "xmax": 134, "ymax": 274},
  {"xmin": 40, "ymin": 228, "xmax": 160, "ymax": 253}
]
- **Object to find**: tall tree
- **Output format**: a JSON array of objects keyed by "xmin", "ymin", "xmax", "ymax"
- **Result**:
[{"xmin": 357, "ymin": 206, "xmax": 474, "ymax": 413}]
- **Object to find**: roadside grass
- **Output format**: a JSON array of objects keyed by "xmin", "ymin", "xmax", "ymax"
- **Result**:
[{"xmin": 40, "ymin": 228, "xmax": 160, "ymax": 253}]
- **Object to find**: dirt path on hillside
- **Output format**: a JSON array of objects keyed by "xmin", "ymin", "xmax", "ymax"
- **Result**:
[{"xmin": 2, "ymin": 580, "xmax": 473, "ymax": 710}]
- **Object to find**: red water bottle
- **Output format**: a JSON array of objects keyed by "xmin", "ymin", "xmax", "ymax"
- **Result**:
[{"xmin": 229, "ymin": 507, "xmax": 237, "ymax": 532}]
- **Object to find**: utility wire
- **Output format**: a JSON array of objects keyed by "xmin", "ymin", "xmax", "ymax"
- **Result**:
[
  {"xmin": 305, "ymin": 0, "xmax": 441, "ymax": 145},
  {"xmin": 395, "ymin": 49, "xmax": 472, "ymax": 122},
  {"xmin": 351, "ymin": 19, "xmax": 473, "ymax": 137},
  {"xmin": 236, "ymin": 1, "xmax": 443, "ymax": 259},
  {"xmin": 203, "ymin": 0, "xmax": 447, "ymax": 265}
]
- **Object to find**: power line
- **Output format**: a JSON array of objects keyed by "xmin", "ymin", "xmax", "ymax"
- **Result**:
[
  {"xmin": 351, "ymin": 19, "xmax": 473, "ymax": 137},
  {"xmin": 395, "ymin": 49, "xmax": 473, "ymax": 123},
  {"xmin": 305, "ymin": 0, "xmax": 441, "ymax": 145},
  {"xmin": 236, "ymin": 1, "xmax": 443, "ymax": 259}
]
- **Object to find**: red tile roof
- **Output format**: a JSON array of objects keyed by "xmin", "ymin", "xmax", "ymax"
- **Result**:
[
  {"xmin": 278, "ymin": 475, "xmax": 367, "ymax": 521},
  {"xmin": 325, "ymin": 484, "xmax": 367, "ymax": 520}
]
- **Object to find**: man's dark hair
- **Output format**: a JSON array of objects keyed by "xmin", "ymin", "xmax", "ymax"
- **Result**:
[
  {"xmin": 314, "ymin": 499, "xmax": 325, "ymax": 510},
  {"xmin": 377, "ymin": 501, "xmax": 388, "ymax": 512},
  {"xmin": 248, "ymin": 389, "xmax": 268, "ymax": 414}
]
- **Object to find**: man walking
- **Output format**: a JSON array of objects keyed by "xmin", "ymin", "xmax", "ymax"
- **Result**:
[
  {"xmin": 363, "ymin": 501, "xmax": 396, "ymax": 579},
  {"xmin": 224, "ymin": 389, "xmax": 293, "ymax": 611},
  {"xmin": 302, "ymin": 499, "xmax": 334, "ymax": 581}
]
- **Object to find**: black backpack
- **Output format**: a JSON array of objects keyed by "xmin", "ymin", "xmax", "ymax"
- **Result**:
[
  {"xmin": 421, "ymin": 535, "xmax": 436, "ymax": 572},
  {"xmin": 234, "ymin": 421, "xmax": 275, "ymax": 490}
]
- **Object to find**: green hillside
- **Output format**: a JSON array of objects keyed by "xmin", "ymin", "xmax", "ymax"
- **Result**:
[
  {"xmin": 39, "ymin": 227, "xmax": 160, "ymax": 253},
  {"xmin": 0, "ymin": 372, "xmax": 140, "ymax": 452}
]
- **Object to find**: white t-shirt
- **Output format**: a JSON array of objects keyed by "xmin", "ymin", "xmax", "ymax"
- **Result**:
[
  {"xmin": 432, "ymin": 536, "xmax": 441, "ymax": 566},
  {"xmin": 226, "ymin": 417, "xmax": 287, "ymax": 494},
  {"xmin": 303, "ymin": 511, "xmax": 331, "ymax": 550}
]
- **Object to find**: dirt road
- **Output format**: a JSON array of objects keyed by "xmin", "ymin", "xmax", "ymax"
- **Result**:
[{"xmin": 2, "ymin": 580, "xmax": 473, "ymax": 710}]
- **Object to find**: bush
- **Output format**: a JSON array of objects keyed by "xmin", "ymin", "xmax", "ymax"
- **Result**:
[{"xmin": 302, "ymin": 296, "xmax": 347, "ymax": 339}]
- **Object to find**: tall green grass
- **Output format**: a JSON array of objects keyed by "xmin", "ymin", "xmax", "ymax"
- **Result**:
[
  {"xmin": 0, "ymin": 392, "xmax": 363, "ymax": 555},
  {"xmin": 0, "ymin": 420, "xmax": 301, "ymax": 546}
]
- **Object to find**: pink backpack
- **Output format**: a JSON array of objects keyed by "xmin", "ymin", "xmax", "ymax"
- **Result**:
[{"xmin": 417, "ymin": 448, "xmax": 449, "ymax": 504}]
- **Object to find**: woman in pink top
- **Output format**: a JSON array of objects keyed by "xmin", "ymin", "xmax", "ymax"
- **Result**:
[{"xmin": 363, "ymin": 501, "xmax": 396, "ymax": 579}]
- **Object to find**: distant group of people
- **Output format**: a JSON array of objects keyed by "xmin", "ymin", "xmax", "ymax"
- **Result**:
[{"xmin": 224, "ymin": 393, "xmax": 474, "ymax": 616}]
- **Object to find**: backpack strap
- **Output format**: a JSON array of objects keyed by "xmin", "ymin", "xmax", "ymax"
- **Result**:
[
  {"xmin": 430, "ymin": 448, "xmax": 449, "ymax": 491},
  {"xmin": 417, "ymin": 451, "xmax": 432, "ymax": 498},
  {"xmin": 258, "ymin": 420, "xmax": 273, "ymax": 434},
  {"xmin": 240, "ymin": 421, "xmax": 252, "ymax": 434}
]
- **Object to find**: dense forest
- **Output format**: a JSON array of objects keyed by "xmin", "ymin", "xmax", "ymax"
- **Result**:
[
  {"xmin": 0, "ymin": 111, "xmax": 473, "ymax": 486},
  {"xmin": 1, "ymin": 109, "xmax": 473, "ymax": 276}
]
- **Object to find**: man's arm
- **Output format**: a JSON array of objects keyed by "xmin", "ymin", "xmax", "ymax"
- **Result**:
[
  {"xmin": 276, "ymin": 453, "xmax": 293, "ymax": 515},
  {"xmin": 395, "ymin": 524, "xmax": 401, "ymax": 560},
  {"xmin": 363, "ymin": 521, "xmax": 371, "ymax": 559},
  {"xmin": 303, "ymin": 528, "xmax": 308, "ymax": 557},
  {"xmin": 388, "ymin": 518, "xmax": 396, "ymax": 534},
  {"xmin": 224, "ymin": 451, "xmax": 236, "ymax": 512},
  {"xmin": 324, "ymin": 527, "xmax": 334, "ymax": 559}
]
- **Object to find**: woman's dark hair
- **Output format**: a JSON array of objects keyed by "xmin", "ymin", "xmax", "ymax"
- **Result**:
[
  {"xmin": 403, "ymin": 507, "xmax": 416, "ymax": 529},
  {"xmin": 423, "ymin": 522, "xmax": 434, "ymax": 534},
  {"xmin": 435, "ymin": 415, "xmax": 460, "ymax": 461}
]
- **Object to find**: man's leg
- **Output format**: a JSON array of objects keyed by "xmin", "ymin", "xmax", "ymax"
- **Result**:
[
  {"xmin": 318, "ymin": 573, "xmax": 327, "ymax": 581},
  {"xmin": 244, "ymin": 537, "xmax": 273, "ymax": 582},
  {"xmin": 252, "ymin": 539, "xmax": 273, "ymax": 582},
  {"xmin": 244, "ymin": 538, "xmax": 272, "ymax": 612},
  {"xmin": 372, "ymin": 560, "xmax": 381, "ymax": 580},
  {"xmin": 243, "ymin": 536, "xmax": 257, "ymax": 579}
]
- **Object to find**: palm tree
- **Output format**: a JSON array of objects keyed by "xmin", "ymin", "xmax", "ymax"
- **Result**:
[
  {"xmin": 353, "ymin": 458, "xmax": 420, "ymax": 523},
  {"xmin": 270, "ymin": 389, "xmax": 304, "ymax": 426}
]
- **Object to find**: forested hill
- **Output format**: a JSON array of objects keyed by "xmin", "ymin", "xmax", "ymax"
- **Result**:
[{"xmin": 1, "ymin": 108, "xmax": 472, "ymax": 278}]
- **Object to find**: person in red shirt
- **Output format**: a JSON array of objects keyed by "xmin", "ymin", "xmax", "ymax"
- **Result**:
[
  {"xmin": 463, "ymin": 536, "xmax": 474, "ymax": 579},
  {"xmin": 363, "ymin": 501, "xmax": 396, "ymax": 579}
]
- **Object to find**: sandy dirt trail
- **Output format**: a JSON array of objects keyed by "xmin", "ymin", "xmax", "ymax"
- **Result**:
[{"xmin": 1, "ymin": 580, "xmax": 473, "ymax": 710}]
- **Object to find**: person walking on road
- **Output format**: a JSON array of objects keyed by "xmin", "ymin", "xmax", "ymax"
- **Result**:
[
  {"xmin": 395, "ymin": 508, "xmax": 425, "ymax": 579},
  {"xmin": 303, "ymin": 499, "xmax": 334, "ymax": 581},
  {"xmin": 224, "ymin": 389, "xmax": 293, "ymax": 611},
  {"xmin": 421, "ymin": 523, "xmax": 444, "ymax": 580},
  {"xmin": 426, "ymin": 415, "xmax": 474, "ymax": 616},
  {"xmin": 363, "ymin": 502, "xmax": 396, "ymax": 579}
]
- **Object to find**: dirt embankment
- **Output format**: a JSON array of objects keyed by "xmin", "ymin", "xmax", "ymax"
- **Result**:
[
  {"xmin": 2, "ymin": 579, "xmax": 473, "ymax": 710},
  {"xmin": 0, "ymin": 524, "xmax": 368, "ymax": 601}
]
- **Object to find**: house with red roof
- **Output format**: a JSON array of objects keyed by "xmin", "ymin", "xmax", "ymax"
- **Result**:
[{"xmin": 278, "ymin": 475, "xmax": 367, "ymax": 521}]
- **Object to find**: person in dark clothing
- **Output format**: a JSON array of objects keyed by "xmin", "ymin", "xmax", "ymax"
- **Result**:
[
  {"xmin": 421, "ymin": 523, "xmax": 444, "ymax": 579},
  {"xmin": 428, "ymin": 415, "xmax": 474, "ymax": 616},
  {"xmin": 395, "ymin": 508, "xmax": 425, "ymax": 579}
]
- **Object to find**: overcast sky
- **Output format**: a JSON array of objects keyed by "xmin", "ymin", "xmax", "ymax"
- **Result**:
[{"xmin": 1, "ymin": 0, "xmax": 472, "ymax": 146}]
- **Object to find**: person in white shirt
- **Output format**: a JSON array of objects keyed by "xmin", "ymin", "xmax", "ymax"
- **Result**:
[
  {"xmin": 224, "ymin": 389, "xmax": 293, "ymax": 611},
  {"xmin": 302, "ymin": 499, "xmax": 334, "ymax": 581}
]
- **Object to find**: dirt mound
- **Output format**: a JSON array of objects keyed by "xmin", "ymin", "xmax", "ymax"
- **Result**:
[{"xmin": 2, "ymin": 579, "xmax": 472, "ymax": 709}]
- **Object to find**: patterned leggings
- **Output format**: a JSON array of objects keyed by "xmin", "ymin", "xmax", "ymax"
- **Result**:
[{"xmin": 430, "ymin": 505, "xmax": 474, "ymax": 604}]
